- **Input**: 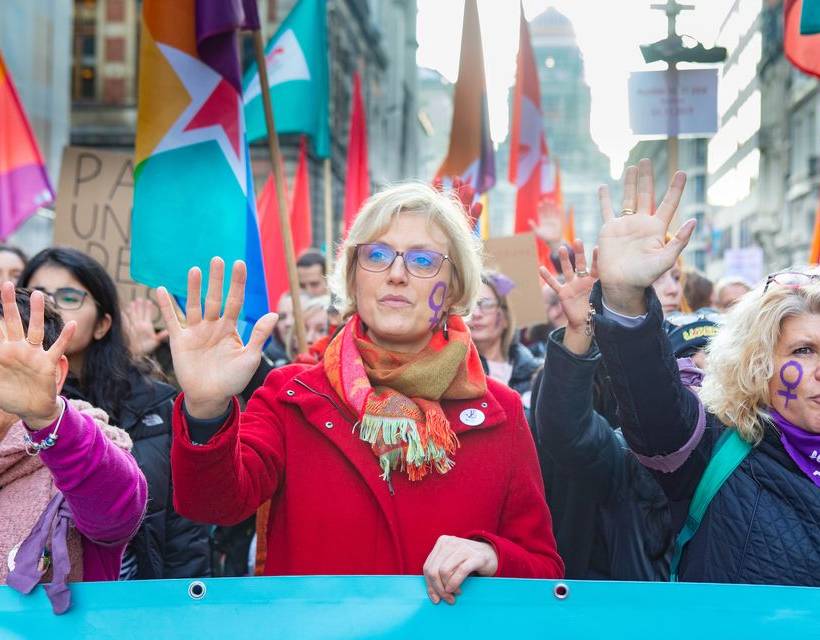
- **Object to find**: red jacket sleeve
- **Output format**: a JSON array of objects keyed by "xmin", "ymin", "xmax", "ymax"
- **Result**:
[
  {"xmin": 468, "ymin": 398, "xmax": 565, "ymax": 579},
  {"xmin": 171, "ymin": 376, "xmax": 287, "ymax": 526}
]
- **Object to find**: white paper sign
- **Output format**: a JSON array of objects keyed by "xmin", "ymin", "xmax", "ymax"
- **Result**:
[
  {"xmin": 628, "ymin": 69, "xmax": 718, "ymax": 136},
  {"xmin": 723, "ymin": 247, "xmax": 764, "ymax": 287}
]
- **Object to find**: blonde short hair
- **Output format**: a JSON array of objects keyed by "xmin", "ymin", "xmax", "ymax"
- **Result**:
[
  {"xmin": 330, "ymin": 181, "xmax": 483, "ymax": 318},
  {"xmin": 700, "ymin": 273, "xmax": 820, "ymax": 443}
]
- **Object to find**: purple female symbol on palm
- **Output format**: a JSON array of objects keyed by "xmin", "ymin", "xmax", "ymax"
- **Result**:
[{"xmin": 778, "ymin": 360, "xmax": 804, "ymax": 408}]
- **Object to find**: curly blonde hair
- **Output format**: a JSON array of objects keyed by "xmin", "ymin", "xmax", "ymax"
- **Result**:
[
  {"xmin": 330, "ymin": 182, "xmax": 483, "ymax": 318},
  {"xmin": 700, "ymin": 274, "xmax": 820, "ymax": 443}
]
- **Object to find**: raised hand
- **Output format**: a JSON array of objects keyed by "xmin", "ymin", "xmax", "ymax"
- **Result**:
[
  {"xmin": 123, "ymin": 297, "xmax": 168, "ymax": 356},
  {"xmin": 596, "ymin": 158, "xmax": 695, "ymax": 316},
  {"xmin": 0, "ymin": 283, "xmax": 76, "ymax": 429},
  {"xmin": 528, "ymin": 201, "xmax": 563, "ymax": 248},
  {"xmin": 156, "ymin": 258, "xmax": 278, "ymax": 419},
  {"xmin": 539, "ymin": 240, "xmax": 597, "ymax": 355}
]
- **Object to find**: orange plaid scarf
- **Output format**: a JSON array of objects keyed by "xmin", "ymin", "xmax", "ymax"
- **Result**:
[{"xmin": 324, "ymin": 314, "xmax": 486, "ymax": 483}]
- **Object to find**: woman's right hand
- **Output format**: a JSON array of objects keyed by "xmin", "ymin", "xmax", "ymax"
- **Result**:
[
  {"xmin": 157, "ymin": 258, "xmax": 278, "ymax": 419},
  {"xmin": 596, "ymin": 159, "xmax": 695, "ymax": 316}
]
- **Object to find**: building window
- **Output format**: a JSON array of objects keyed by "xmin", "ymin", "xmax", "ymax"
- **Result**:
[
  {"xmin": 693, "ymin": 210, "xmax": 705, "ymax": 238},
  {"xmin": 73, "ymin": 1, "xmax": 97, "ymax": 102},
  {"xmin": 740, "ymin": 217, "xmax": 753, "ymax": 248},
  {"xmin": 78, "ymin": 67, "xmax": 96, "ymax": 99},
  {"xmin": 102, "ymin": 77, "xmax": 126, "ymax": 104},
  {"xmin": 105, "ymin": 37, "xmax": 125, "ymax": 63},
  {"xmin": 695, "ymin": 139, "xmax": 707, "ymax": 165},
  {"xmin": 106, "ymin": 0, "xmax": 125, "ymax": 22},
  {"xmin": 693, "ymin": 249, "xmax": 706, "ymax": 271},
  {"xmin": 694, "ymin": 175, "xmax": 706, "ymax": 202}
]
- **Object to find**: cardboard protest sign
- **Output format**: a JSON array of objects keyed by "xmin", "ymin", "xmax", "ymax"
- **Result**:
[
  {"xmin": 483, "ymin": 232, "xmax": 545, "ymax": 328},
  {"xmin": 53, "ymin": 146, "xmax": 159, "ymax": 316}
]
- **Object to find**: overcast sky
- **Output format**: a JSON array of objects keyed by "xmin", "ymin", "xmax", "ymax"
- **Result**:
[{"xmin": 416, "ymin": 0, "xmax": 733, "ymax": 176}]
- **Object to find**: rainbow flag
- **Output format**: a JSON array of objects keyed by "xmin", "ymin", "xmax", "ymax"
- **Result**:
[
  {"xmin": 0, "ymin": 52, "xmax": 54, "ymax": 239},
  {"xmin": 131, "ymin": 0, "xmax": 268, "ymax": 320}
]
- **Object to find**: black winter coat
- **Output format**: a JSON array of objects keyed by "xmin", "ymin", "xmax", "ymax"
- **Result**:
[
  {"xmin": 591, "ymin": 283, "xmax": 820, "ymax": 585},
  {"xmin": 64, "ymin": 371, "xmax": 211, "ymax": 579},
  {"xmin": 531, "ymin": 328, "xmax": 671, "ymax": 580}
]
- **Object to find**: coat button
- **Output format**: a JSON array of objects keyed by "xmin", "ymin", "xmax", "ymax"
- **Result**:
[
  {"xmin": 480, "ymin": 402, "xmax": 488, "ymax": 408},
  {"xmin": 324, "ymin": 421, "xmax": 333, "ymax": 429},
  {"xmin": 286, "ymin": 390, "xmax": 295, "ymax": 396}
]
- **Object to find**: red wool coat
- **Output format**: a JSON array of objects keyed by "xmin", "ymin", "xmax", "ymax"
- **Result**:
[{"xmin": 171, "ymin": 363, "xmax": 564, "ymax": 579}]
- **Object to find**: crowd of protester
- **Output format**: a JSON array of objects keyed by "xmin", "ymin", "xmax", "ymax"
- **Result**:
[{"xmin": 0, "ymin": 158, "xmax": 817, "ymax": 614}]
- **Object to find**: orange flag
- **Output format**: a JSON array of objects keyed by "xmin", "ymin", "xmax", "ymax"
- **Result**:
[
  {"xmin": 291, "ymin": 136, "xmax": 313, "ymax": 254},
  {"xmin": 809, "ymin": 194, "xmax": 820, "ymax": 263},
  {"xmin": 436, "ymin": 0, "xmax": 495, "ymax": 195},
  {"xmin": 342, "ymin": 72, "xmax": 370, "ymax": 233},
  {"xmin": 563, "ymin": 205, "xmax": 576, "ymax": 244}
]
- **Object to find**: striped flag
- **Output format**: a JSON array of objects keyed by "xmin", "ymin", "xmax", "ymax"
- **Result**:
[{"xmin": 0, "ymin": 51, "xmax": 54, "ymax": 239}]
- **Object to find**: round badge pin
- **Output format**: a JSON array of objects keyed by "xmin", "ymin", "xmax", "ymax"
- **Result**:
[{"xmin": 459, "ymin": 408, "xmax": 485, "ymax": 426}]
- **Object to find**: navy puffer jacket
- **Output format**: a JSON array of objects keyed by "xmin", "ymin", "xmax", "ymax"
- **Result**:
[{"xmin": 591, "ymin": 283, "xmax": 820, "ymax": 585}]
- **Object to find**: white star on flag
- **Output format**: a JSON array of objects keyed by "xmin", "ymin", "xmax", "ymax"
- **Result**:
[{"xmin": 153, "ymin": 44, "xmax": 247, "ymax": 195}]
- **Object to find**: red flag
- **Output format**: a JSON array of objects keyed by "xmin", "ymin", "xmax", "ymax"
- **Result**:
[
  {"xmin": 809, "ymin": 192, "xmax": 820, "ymax": 264},
  {"xmin": 257, "ymin": 167, "xmax": 290, "ymax": 311},
  {"xmin": 785, "ymin": 0, "xmax": 820, "ymax": 77},
  {"xmin": 0, "ymin": 52, "xmax": 54, "ymax": 239},
  {"xmin": 342, "ymin": 72, "xmax": 370, "ymax": 233},
  {"xmin": 510, "ymin": 7, "xmax": 549, "ymax": 233},
  {"xmin": 291, "ymin": 136, "xmax": 313, "ymax": 253}
]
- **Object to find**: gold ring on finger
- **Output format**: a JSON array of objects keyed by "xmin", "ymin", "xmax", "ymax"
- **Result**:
[
  {"xmin": 25, "ymin": 337, "xmax": 43, "ymax": 347},
  {"xmin": 574, "ymin": 269, "xmax": 590, "ymax": 278},
  {"xmin": 620, "ymin": 208, "xmax": 637, "ymax": 216}
]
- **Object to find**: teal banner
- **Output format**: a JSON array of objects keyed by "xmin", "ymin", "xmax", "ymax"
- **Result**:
[
  {"xmin": 801, "ymin": 0, "xmax": 820, "ymax": 35},
  {"xmin": 1, "ymin": 576, "xmax": 817, "ymax": 638}
]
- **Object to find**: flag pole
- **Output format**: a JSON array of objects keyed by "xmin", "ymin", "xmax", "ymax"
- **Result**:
[
  {"xmin": 252, "ymin": 30, "xmax": 308, "ymax": 355},
  {"xmin": 324, "ymin": 158, "xmax": 333, "ymax": 273}
]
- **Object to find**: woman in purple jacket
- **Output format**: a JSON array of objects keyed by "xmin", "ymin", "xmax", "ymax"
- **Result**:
[{"xmin": 0, "ymin": 284, "xmax": 147, "ymax": 613}]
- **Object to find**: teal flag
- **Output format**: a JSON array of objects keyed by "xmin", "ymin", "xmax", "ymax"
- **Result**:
[
  {"xmin": 1, "ymin": 576, "xmax": 818, "ymax": 637},
  {"xmin": 243, "ymin": 0, "xmax": 330, "ymax": 157},
  {"xmin": 801, "ymin": 0, "xmax": 820, "ymax": 34}
]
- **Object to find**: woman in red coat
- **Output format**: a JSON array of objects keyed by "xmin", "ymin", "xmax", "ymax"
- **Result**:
[{"xmin": 159, "ymin": 182, "xmax": 563, "ymax": 604}]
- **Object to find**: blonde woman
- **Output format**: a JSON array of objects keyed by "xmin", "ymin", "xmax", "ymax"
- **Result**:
[
  {"xmin": 160, "ymin": 182, "xmax": 563, "ymax": 604},
  {"xmin": 591, "ymin": 159, "xmax": 820, "ymax": 585}
]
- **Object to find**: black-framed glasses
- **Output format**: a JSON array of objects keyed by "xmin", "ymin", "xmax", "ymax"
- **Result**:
[
  {"xmin": 763, "ymin": 271, "xmax": 820, "ymax": 294},
  {"xmin": 33, "ymin": 286, "xmax": 90, "ymax": 311},
  {"xmin": 355, "ymin": 243, "xmax": 452, "ymax": 279}
]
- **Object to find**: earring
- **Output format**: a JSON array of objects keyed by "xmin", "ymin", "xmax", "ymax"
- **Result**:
[{"xmin": 442, "ymin": 316, "xmax": 449, "ymax": 341}]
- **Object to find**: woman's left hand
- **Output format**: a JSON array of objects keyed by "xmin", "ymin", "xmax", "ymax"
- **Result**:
[
  {"xmin": 423, "ymin": 535, "xmax": 498, "ymax": 604},
  {"xmin": 539, "ymin": 239, "xmax": 598, "ymax": 333}
]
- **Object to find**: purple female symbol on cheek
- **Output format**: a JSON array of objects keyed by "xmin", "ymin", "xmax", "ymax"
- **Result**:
[
  {"xmin": 778, "ymin": 360, "xmax": 804, "ymax": 409},
  {"xmin": 428, "ymin": 281, "xmax": 448, "ymax": 328}
]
